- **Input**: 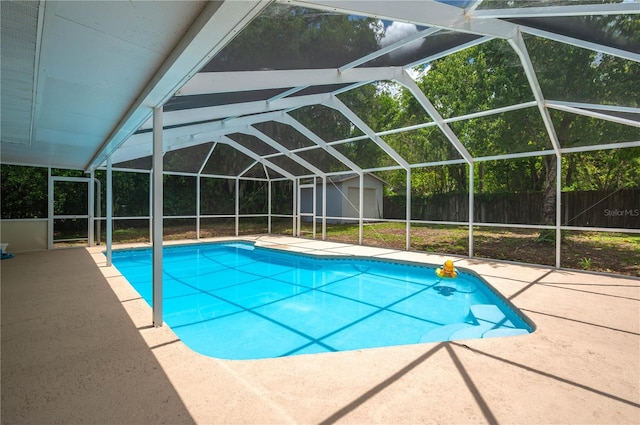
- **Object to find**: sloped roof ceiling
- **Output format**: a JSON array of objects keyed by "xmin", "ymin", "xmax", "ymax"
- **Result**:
[
  {"xmin": 0, "ymin": 0, "xmax": 268, "ymax": 169},
  {"xmin": 1, "ymin": 0, "xmax": 638, "ymax": 173}
]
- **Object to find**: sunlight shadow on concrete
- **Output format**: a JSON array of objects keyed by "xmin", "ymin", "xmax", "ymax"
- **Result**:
[
  {"xmin": 1, "ymin": 248, "xmax": 197, "ymax": 425},
  {"xmin": 445, "ymin": 344, "xmax": 498, "ymax": 424},
  {"xmin": 522, "ymin": 308, "xmax": 640, "ymax": 336},
  {"xmin": 538, "ymin": 282, "xmax": 640, "ymax": 302},
  {"xmin": 508, "ymin": 270, "xmax": 555, "ymax": 301},
  {"xmin": 450, "ymin": 342, "xmax": 640, "ymax": 409},
  {"xmin": 317, "ymin": 343, "xmax": 445, "ymax": 425}
]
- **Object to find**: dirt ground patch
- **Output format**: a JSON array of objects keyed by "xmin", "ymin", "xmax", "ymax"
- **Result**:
[
  {"xmin": 85, "ymin": 221, "xmax": 639, "ymax": 277},
  {"xmin": 298, "ymin": 223, "xmax": 640, "ymax": 277}
]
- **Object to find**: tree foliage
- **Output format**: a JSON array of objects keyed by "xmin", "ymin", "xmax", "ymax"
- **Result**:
[
  {"xmin": 1, "ymin": 165, "xmax": 48, "ymax": 218},
  {"xmin": 2, "ymin": 11, "xmax": 638, "ymax": 222},
  {"xmin": 203, "ymin": 5, "xmax": 381, "ymax": 72}
]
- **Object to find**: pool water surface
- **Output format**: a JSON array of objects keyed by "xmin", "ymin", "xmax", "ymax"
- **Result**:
[{"xmin": 111, "ymin": 242, "xmax": 533, "ymax": 360}]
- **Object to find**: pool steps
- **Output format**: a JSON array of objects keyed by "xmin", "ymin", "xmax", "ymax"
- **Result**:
[{"xmin": 418, "ymin": 304, "xmax": 528, "ymax": 343}]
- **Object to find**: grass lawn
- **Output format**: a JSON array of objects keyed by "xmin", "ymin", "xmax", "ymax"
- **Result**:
[
  {"xmin": 83, "ymin": 219, "xmax": 639, "ymax": 277},
  {"xmin": 311, "ymin": 222, "xmax": 639, "ymax": 277}
]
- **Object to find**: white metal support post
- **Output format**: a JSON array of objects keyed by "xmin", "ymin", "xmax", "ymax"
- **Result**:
[
  {"xmin": 235, "ymin": 178, "xmax": 240, "ymax": 236},
  {"xmin": 322, "ymin": 176, "xmax": 327, "ymax": 240},
  {"xmin": 359, "ymin": 173, "xmax": 364, "ymax": 245},
  {"xmin": 293, "ymin": 178, "xmax": 298, "ymax": 236},
  {"xmin": 88, "ymin": 170, "xmax": 95, "ymax": 247},
  {"xmin": 556, "ymin": 154, "xmax": 562, "ymax": 269},
  {"xmin": 106, "ymin": 156, "xmax": 113, "ymax": 266},
  {"xmin": 152, "ymin": 106, "xmax": 163, "ymax": 328},
  {"xmin": 406, "ymin": 168, "xmax": 411, "ymax": 251},
  {"xmin": 510, "ymin": 31, "xmax": 564, "ymax": 267},
  {"xmin": 268, "ymin": 179, "xmax": 272, "ymax": 234},
  {"xmin": 47, "ymin": 167, "xmax": 53, "ymax": 250},
  {"xmin": 94, "ymin": 178, "xmax": 102, "ymax": 245},
  {"xmin": 468, "ymin": 161, "xmax": 474, "ymax": 257},
  {"xmin": 397, "ymin": 72, "xmax": 474, "ymax": 252},
  {"xmin": 48, "ymin": 171, "xmax": 93, "ymax": 249},
  {"xmin": 196, "ymin": 175, "xmax": 201, "ymax": 239},
  {"xmin": 149, "ymin": 173, "xmax": 154, "ymax": 244},
  {"xmin": 312, "ymin": 177, "xmax": 317, "ymax": 238},
  {"xmin": 198, "ymin": 143, "xmax": 216, "ymax": 239}
]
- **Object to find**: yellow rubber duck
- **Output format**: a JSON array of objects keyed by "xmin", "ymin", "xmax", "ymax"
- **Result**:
[{"xmin": 435, "ymin": 259, "xmax": 457, "ymax": 278}]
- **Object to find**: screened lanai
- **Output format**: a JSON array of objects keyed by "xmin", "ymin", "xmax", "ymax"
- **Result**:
[
  {"xmin": 103, "ymin": 0, "xmax": 640, "ymax": 261},
  {"xmin": 1, "ymin": 1, "xmax": 639, "ymax": 323}
]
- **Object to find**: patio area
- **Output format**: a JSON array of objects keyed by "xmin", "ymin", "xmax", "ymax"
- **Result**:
[{"xmin": 2, "ymin": 235, "xmax": 638, "ymax": 424}]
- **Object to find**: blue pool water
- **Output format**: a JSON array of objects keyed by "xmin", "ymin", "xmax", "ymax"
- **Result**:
[{"xmin": 111, "ymin": 242, "xmax": 533, "ymax": 360}]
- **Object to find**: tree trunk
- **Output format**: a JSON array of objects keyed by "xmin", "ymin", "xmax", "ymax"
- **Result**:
[
  {"xmin": 542, "ymin": 156, "xmax": 557, "ymax": 225},
  {"xmin": 537, "ymin": 156, "xmax": 558, "ymax": 243}
]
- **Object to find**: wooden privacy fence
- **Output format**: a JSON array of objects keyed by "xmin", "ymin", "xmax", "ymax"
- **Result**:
[
  {"xmin": 383, "ymin": 189, "xmax": 640, "ymax": 229},
  {"xmin": 562, "ymin": 189, "xmax": 639, "ymax": 228}
]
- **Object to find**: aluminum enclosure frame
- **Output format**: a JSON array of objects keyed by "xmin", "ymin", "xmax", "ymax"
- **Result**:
[
  {"xmin": 92, "ymin": 0, "xmax": 639, "ymax": 273},
  {"xmin": 3, "ymin": 1, "xmax": 640, "ymax": 326}
]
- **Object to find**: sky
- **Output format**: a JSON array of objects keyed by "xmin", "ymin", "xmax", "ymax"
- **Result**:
[{"xmin": 378, "ymin": 21, "xmax": 430, "ymax": 81}]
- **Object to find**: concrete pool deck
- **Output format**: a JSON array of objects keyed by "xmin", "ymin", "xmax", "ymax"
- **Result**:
[{"xmin": 2, "ymin": 235, "xmax": 639, "ymax": 424}]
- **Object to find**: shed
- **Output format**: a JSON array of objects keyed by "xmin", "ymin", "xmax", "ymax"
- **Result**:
[{"xmin": 300, "ymin": 174, "xmax": 386, "ymax": 224}]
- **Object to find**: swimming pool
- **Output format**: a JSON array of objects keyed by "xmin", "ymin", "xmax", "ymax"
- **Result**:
[{"xmin": 111, "ymin": 241, "xmax": 533, "ymax": 360}]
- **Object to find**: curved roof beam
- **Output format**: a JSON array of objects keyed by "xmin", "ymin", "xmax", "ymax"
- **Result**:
[
  {"xmin": 333, "ymin": 100, "xmax": 538, "ymax": 139},
  {"xmin": 546, "ymin": 101, "xmax": 640, "ymax": 116},
  {"xmin": 165, "ymin": 110, "xmax": 291, "ymax": 142},
  {"xmin": 238, "ymin": 161, "xmax": 262, "ymax": 179},
  {"xmin": 560, "ymin": 141, "xmax": 640, "ymax": 154},
  {"xmin": 394, "ymin": 71, "xmax": 473, "ymax": 164},
  {"xmin": 114, "ymin": 110, "xmax": 292, "ymax": 164},
  {"xmin": 124, "ymin": 93, "xmax": 423, "ymax": 165},
  {"xmin": 263, "ymin": 27, "xmax": 443, "ymax": 102},
  {"xmin": 339, "ymin": 27, "xmax": 440, "ymax": 72},
  {"xmin": 139, "ymin": 92, "xmax": 333, "ymax": 130},
  {"xmin": 403, "ymin": 35, "xmax": 493, "ymax": 70},
  {"xmin": 545, "ymin": 102, "xmax": 640, "ymax": 128},
  {"xmin": 324, "ymin": 96, "xmax": 410, "ymax": 170},
  {"xmin": 176, "ymin": 67, "xmax": 405, "ymax": 96},
  {"xmin": 302, "ymin": 100, "xmax": 538, "ymax": 152},
  {"xmin": 286, "ymin": 0, "xmax": 517, "ymax": 38},
  {"xmin": 518, "ymin": 26, "xmax": 640, "ymax": 63},
  {"xmin": 331, "ymin": 81, "xmax": 374, "ymax": 97},
  {"xmin": 508, "ymin": 30, "xmax": 561, "ymax": 157},
  {"xmin": 197, "ymin": 142, "xmax": 218, "ymax": 175},
  {"xmin": 277, "ymin": 114, "xmax": 364, "ymax": 173},
  {"xmin": 242, "ymin": 126, "xmax": 327, "ymax": 178},
  {"xmin": 87, "ymin": 0, "xmax": 270, "ymax": 170},
  {"xmin": 217, "ymin": 135, "xmax": 297, "ymax": 180},
  {"xmin": 465, "ymin": 0, "xmax": 485, "ymax": 14},
  {"xmin": 267, "ymin": 86, "xmax": 310, "ymax": 103},
  {"xmin": 468, "ymin": 3, "xmax": 640, "ymax": 19}
]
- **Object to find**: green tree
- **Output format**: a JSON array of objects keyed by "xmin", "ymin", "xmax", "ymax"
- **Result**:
[
  {"xmin": 528, "ymin": 32, "xmax": 640, "ymax": 225},
  {"xmin": 564, "ymin": 148, "xmax": 640, "ymax": 191},
  {"xmin": 384, "ymin": 35, "xmax": 639, "ymax": 223},
  {"xmin": 0, "ymin": 165, "xmax": 48, "ymax": 218},
  {"xmin": 203, "ymin": 4, "xmax": 381, "ymax": 72},
  {"xmin": 393, "ymin": 39, "xmax": 536, "ymax": 196}
]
